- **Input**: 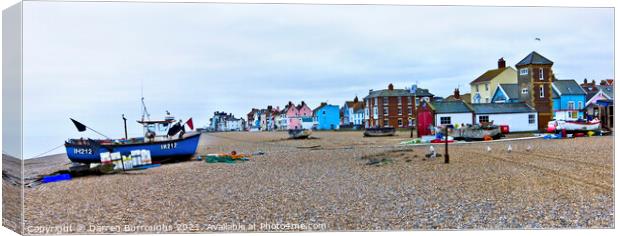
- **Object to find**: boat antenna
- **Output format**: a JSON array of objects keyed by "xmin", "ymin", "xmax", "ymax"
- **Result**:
[
  {"xmin": 140, "ymin": 77, "xmax": 150, "ymax": 121},
  {"xmin": 141, "ymin": 97, "xmax": 151, "ymax": 121}
]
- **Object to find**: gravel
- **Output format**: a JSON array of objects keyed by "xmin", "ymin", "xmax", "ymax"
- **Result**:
[{"xmin": 19, "ymin": 132, "xmax": 614, "ymax": 233}]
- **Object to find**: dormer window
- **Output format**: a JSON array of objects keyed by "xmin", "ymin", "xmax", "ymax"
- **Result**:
[{"xmin": 519, "ymin": 68, "xmax": 528, "ymax": 75}]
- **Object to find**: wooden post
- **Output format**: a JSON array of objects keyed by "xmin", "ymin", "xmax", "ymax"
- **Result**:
[{"xmin": 444, "ymin": 126, "xmax": 450, "ymax": 164}]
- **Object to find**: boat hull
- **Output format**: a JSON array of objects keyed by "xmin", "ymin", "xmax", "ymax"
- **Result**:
[
  {"xmin": 288, "ymin": 129, "xmax": 312, "ymax": 139},
  {"xmin": 65, "ymin": 133, "xmax": 201, "ymax": 163},
  {"xmin": 364, "ymin": 127, "xmax": 396, "ymax": 137},
  {"xmin": 549, "ymin": 120, "xmax": 601, "ymax": 132}
]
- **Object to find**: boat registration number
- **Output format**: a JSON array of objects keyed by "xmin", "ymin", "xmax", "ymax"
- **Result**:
[
  {"xmin": 74, "ymin": 148, "xmax": 93, "ymax": 155},
  {"xmin": 161, "ymin": 142, "xmax": 177, "ymax": 150}
]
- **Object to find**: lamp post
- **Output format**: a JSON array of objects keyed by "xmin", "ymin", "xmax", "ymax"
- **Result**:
[{"xmin": 444, "ymin": 126, "xmax": 450, "ymax": 164}]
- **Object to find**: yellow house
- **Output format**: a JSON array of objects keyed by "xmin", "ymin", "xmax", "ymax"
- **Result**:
[{"xmin": 470, "ymin": 58, "xmax": 518, "ymax": 103}]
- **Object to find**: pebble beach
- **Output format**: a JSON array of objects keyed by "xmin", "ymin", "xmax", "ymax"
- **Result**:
[{"xmin": 12, "ymin": 131, "xmax": 615, "ymax": 233}]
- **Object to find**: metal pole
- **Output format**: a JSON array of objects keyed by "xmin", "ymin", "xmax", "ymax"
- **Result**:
[
  {"xmin": 444, "ymin": 126, "xmax": 450, "ymax": 164},
  {"xmin": 122, "ymin": 114, "xmax": 128, "ymax": 140}
]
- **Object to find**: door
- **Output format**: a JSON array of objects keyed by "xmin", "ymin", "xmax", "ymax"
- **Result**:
[{"xmin": 417, "ymin": 110, "xmax": 433, "ymax": 137}]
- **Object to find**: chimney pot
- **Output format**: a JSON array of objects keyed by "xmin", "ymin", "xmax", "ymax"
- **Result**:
[
  {"xmin": 388, "ymin": 83, "xmax": 394, "ymax": 91},
  {"xmin": 498, "ymin": 57, "xmax": 506, "ymax": 69}
]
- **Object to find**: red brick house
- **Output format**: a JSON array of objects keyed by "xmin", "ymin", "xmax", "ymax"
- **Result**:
[{"xmin": 364, "ymin": 83, "xmax": 434, "ymax": 128}]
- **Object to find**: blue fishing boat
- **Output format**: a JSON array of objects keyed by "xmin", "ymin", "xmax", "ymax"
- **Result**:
[{"xmin": 65, "ymin": 99, "xmax": 200, "ymax": 164}]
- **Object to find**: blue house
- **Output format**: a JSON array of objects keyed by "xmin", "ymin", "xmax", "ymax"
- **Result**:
[
  {"xmin": 313, "ymin": 102, "xmax": 340, "ymax": 130},
  {"xmin": 491, "ymin": 84, "xmax": 521, "ymax": 103},
  {"xmin": 552, "ymin": 79, "xmax": 587, "ymax": 121}
]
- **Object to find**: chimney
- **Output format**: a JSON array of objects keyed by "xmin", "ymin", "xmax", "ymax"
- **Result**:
[
  {"xmin": 454, "ymin": 88, "xmax": 460, "ymax": 99},
  {"xmin": 498, "ymin": 57, "xmax": 506, "ymax": 69},
  {"xmin": 354, "ymin": 96, "xmax": 359, "ymax": 103},
  {"xmin": 583, "ymin": 78, "xmax": 588, "ymax": 85},
  {"xmin": 388, "ymin": 83, "xmax": 394, "ymax": 91}
]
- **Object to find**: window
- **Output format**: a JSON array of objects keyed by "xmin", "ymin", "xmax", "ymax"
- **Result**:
[
  {"xmin": 485, "ymin": 98, "xmax": 489, "ymax": 103},
  {"xmin": 528, "ymin": 114, "xmax": 535, "ymax": 124},
  {"xmin": 539, "ymin": 86, "xmax": 544, "ymax": 98},
  {"xmin": 539, "ymin": 68, "xmax": 544, "ymax": 80},
  {"xmin": 476, "ymin": 85, "xmax": 480, "ymax": 92},
  {"xmin": 479, "ymin": 115, "xmax": 490, "ymax": 123},
  {"xmin": 397, "ymin": 107, "xmax": 402, "ymax": 115},
  {"xmin": 383, "ymin": 119, "xmax": 389, "ymax": 127},
  {"xmin": 519, "ymin": 68, "xmax": 528, "ymax": 75},
  {"xmin": 568, "ymin": 101, "xmax": 575, "ymax": 110},
  {"xmin": 408, "ymin": 106, "xmax": 413, "ymax": 115},
  {"xmin": 383, "ymin": 107, "xmax": 388, "ymax": 116},
  {"xmin": 578, "ymin": 101, "xmax": 583, "ymax": 110},
  {"xmin": 522, "ymin": 88, "xmax": 528, "ymax": 94},
  {"xmin": 485, "ymin": 83, "xmax": 489, "ymax": 91},
  {"xmin": 398, "ymin": 96, "xmax": 402, "ymax": 105},
  {"xmin": 440, "ymin": 117, "xmax": 451, "ymax": 125},
  {"xmin": 407, "ymin": 97, "xmax": 412, "ymax": 104},
  {"xmin": 374, "ymin": 97, "xmax": 378, "ymax": 105},
  {"xmin": 383, "ymin": 97, "xmax": 389, "ymax": 106},
  {"xmin": 398, "ymin": 119, "xmax": 403, "ymax": 127}
]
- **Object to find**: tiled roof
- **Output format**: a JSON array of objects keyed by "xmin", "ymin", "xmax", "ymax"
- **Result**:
[
  {"xmin": 498, "ymin": 84, "xmax": 520, "ymax": 100},
  {"xmin": 364, "ymin": 88, "xmax": 434, "ymax": 99},
  {"xmin": 553, "ymin": 80, "xmax": 586, "ymax": 96},
  {"xmin": 470, "ymin": 67, "xmax": 511, "ymax": 84},
  {"xmin": 515, "ymin": 51, "xmax": 554, "ymax": 66},
  {"xmin": 596, "ymin": 85, "xmax": 614, "ymax": 99},
  {"xmin": 471, "ymin": 103, "xmax": 536, "ymax": 114},
  {"xmin": 431, "ymin": 100, "xmax": 473, "ymax": 114}
]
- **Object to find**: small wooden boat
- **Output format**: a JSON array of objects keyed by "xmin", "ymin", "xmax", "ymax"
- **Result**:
[
  {"xmin": 288, "ymin": 129, "xmax": 312, "ymax": 139},
  {"xmin": 364, "ymin": 127, "xmax": 396, "ymax": 137}
]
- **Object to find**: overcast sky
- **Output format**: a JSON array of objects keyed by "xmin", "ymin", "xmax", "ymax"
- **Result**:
[{"xmin": 18, "ymin": 1, "xmax": 613, "ymax": 158}]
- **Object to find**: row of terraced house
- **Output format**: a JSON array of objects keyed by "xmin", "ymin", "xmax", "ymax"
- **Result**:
[{"xmin": 237, "ymin": 51, "xmax": 613, "ymax": 132}]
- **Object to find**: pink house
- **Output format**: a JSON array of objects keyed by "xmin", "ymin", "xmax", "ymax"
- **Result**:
[
  {"xmin": 296, "ymin": 101, "xmax": 313, "ymax": 117},
  {"xmin": 276, "ymin": 101, "xmax": 314, "ymax": 130},
  {"xmin": 282, "ymin": 101, "xmax": 302, "ymax": 130}
]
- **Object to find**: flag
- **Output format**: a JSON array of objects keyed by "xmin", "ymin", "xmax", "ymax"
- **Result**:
[
  {"xmin": 185, "ymin": 118, "xmax": 194, "ymax": 130},
  {"xmin": 70, "ymin": 118, "xmax": 87, "ymax": 132}
]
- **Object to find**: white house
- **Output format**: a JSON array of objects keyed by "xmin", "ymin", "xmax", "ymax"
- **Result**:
[
  {"xmin": 430, "ymin": 101, "xmax": 474, "ymax": 127},
  {"xmin": 352, "ymin": 107, "xmax": 365, "ymax": 127},
  {"xmin": 471, "ymin": 103, "xmax": 538, "ymax": 132}
]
